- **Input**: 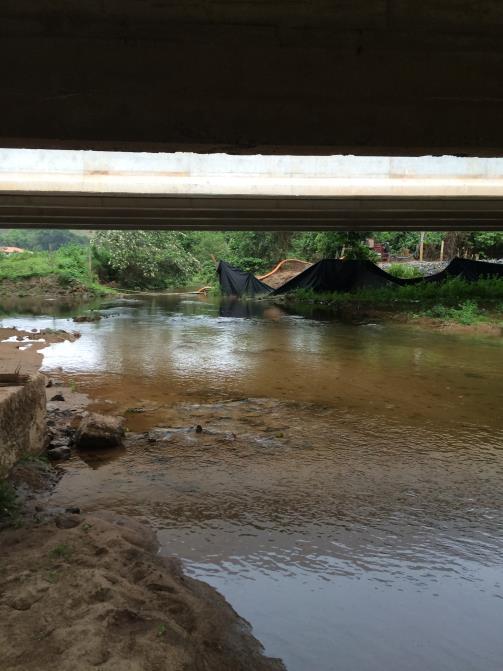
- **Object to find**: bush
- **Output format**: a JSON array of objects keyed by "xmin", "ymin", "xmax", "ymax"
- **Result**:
[
  {"xmin": 287, "ymin": 277, "xmax": 503, "ymax": 307},
  {"xmin": 386, "ymin": 263, "xmax": 423, "ymax": 279},
  {"xmin": 424, "ymin": 300, "xmax": 482, "ymax": 325}
]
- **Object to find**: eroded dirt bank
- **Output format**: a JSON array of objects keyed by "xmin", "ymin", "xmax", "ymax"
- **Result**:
[{"xmin": 0, "ymin": 480, "xmax": 284, "ymax": 671}]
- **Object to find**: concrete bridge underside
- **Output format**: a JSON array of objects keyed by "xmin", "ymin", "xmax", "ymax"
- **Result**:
[
  {"xmin": 3, "ymin": 2, "xmax": 503, "ymax": 158},
  {"xmin": 3, "ymin": 194, "xmax": 503, "ymax": 231},
  {"xmin": 3, "ymin": 153, "xmax": 503, "ymax": 230}
]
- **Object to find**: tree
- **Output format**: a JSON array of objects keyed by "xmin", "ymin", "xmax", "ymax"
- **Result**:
[
  {"xmin": 225, "ymin": 232, "xmax": 294, "ymax": 272},
  {"xmin": 91, "ymin": 231, "xmax": 198, "ymax": 288}
]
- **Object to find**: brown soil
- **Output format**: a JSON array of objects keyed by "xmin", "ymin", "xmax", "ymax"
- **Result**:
[
  {"xmin": 0, "ymin": 510, "xmax": 284, "ymax": 671},
  {"xmin": 0, "ymin": 276, "xmax": 95, "ymax": 298},
  {"xmin": 261, "ymin": 260, "xmax": 312, "ymax": 289}
]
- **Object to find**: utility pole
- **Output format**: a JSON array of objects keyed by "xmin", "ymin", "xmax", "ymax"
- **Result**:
[{"xmin": 419, "ymin": 231, "xmax": 425, "ymax": 262}]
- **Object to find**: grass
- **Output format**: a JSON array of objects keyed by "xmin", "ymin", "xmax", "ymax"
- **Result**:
[
  {"xmin": 386, "ymin": 263, "xmax": 423, "ymax": 279},
  {"xmin": 0, "ymin": 480, "xmax": 20, "ymax": 525},
  {"xmin": 49, "ymin": 544, "xmax": 73, "ymax": 561},
  {"xmin": 285, "ymin": 278, "xmax": 503, "ymax": 326},
  {"xmin": 46, "ymin": 570, "xmax": 60, "ymax": 584},
  {"xmin": 288, "ymin": 277, "xmax": 503, "ymax": 305},
  {"xmin": 18, "ymin": 453, "xmax": 49, "ymax": 465},
  {"xmin": 420, "ymin": 300, "xmax": 483, "ymax": 325},
  {"xmin": 0, "ymin": 245, "xmax": 111, "ymax": 295}
]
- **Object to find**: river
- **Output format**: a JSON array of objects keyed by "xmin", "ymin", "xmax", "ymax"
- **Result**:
[{"xmin": 3, "ymin": 293, "xmax": 503, "ymax": 671}]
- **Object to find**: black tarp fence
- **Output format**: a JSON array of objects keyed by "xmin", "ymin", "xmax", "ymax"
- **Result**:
[
  {"xmin": 421, "ymin": 257, "xmax": 503, "ymax": 283},
  {"xmin": 217, "ymin": 260, "xmax": 273, "ymax": 297},
  {"xmin": 217, "ymin": 257, "xmax": 503, "ymax": 298}
]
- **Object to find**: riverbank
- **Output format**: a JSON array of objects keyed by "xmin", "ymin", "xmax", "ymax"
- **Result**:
[
  {"xmin": 275, "ymin": 277, "xmax": 503, "ymax": 335},
  {"xmin": 0, "ymin": 248, "xmax": 112, "ymax": 298},
  {"xmin": 0, "ymin": 505, "xmax": 284, "ymax": 671}
]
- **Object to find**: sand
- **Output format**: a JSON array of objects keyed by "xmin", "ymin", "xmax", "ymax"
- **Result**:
[{"xmin": 0, "ymin": 505, "xmax": 284, "ymax": 671}]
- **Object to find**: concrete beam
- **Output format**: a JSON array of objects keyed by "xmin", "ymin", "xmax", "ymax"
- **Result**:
[
  {"xmin": 2, "ymin": 193, "xmax": 503, "ymax": 231},
  {"xmin": 2, "ymin": 2, "xmax": 503, "ymax": 155},
  {"xmin": 2, "ymin": 151, "xmax": 503, "ymax": 230}
]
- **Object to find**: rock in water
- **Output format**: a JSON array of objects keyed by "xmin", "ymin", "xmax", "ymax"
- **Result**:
[
  {"xmin": 74, "ymin": 413, "xmax": 125, "ymax": 449},
  {"xmin": 47, "ymin": 446, "xmax": 71, "ymax": 461}
]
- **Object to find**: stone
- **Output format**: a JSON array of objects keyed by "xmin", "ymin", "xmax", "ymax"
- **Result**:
[
  {"xmin": 65, "ymin": 506, "xmax": 81, "ymax": 514},
  {"xmin": 50, "ymin": 394, "xmax": 65, "ymax": 402},
  {"xmin": 55, "ymin": 514, "xmax": 80, "ymax": 529},
  {"xmin": 73, "ymin": 313, "xmax": 101, "ymax": 323},
  {"xmin": 50, "ymin": 436, "xmax": 70, "ymax": 447},
  {"xmin": 74, "ymin": 414, "xmax": 125, "ymax": 450},
  {"xmin": 47, "ymin": 446, "xmax": 71, "ymax": 461},
  {"xmin": 0, "ymin": 374, "xmax": 47, "ymax": 479}
]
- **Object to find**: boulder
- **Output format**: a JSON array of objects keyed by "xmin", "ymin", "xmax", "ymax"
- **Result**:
[
  {"xmin": 74, "ymin": 414, "xmax": 125, "ymax": 449},
  {"xmin": 73, "ymin": 313, "xmax": 101, "ymax": 323},
  {"xmin": 47, "ymin": 446, "xmax": 71, "ymax": 461}
]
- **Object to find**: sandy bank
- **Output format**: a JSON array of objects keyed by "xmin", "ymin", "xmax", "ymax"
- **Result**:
[
  {"xmin": 0, "ymin": 504, "xmax": 284, "ymax": 671},
  {"xmin": 0, "ymin": 327, "xmax": 80, "ymax": 375}
]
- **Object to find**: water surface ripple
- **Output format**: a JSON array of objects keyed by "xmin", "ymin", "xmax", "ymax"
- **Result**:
[{"xmin": 3, "ymin": 293, "xmax": 503, "ymax": 671}]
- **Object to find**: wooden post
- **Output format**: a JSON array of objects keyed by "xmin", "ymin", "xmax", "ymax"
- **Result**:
[
  {"xmin": 440, "ymin": 239, "xmax": 445, "ymax": 262},
  {"xmin": 419, "ymin": 231, "xmax": 425, "ymax": 262}
]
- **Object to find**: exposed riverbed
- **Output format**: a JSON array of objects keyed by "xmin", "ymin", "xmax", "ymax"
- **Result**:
[{"xmin": 2, "ymin": 293, "xmax": 503, "ymax": 671}]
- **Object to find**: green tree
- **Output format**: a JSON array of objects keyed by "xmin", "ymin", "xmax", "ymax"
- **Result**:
[
  {"xmin": 225, "ymin": 232, "xmax": 294, "ymax": 272},
  {"xmin": 91, "ymin": 231, "xmax": 198, "ymax": 288}
]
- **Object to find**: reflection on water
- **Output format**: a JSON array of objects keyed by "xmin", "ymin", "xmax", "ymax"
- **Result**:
[{"xmin": 2, "ymin": 293, "xmax": 503, "ymax": 671}]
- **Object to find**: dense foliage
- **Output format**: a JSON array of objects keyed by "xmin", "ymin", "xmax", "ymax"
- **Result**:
[
  {"xmin": 91, "ymin": 231, "xmax": 199, "ymax": 289},
  {"xmin": 1, "ymin": 229, "xmax": 503, "ymax": 291}
]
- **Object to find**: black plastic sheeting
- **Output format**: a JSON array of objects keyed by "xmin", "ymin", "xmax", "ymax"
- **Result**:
[
  {"xmin": 270, "ymin": 259, "xmax": 402, "ymax": 294},
  {"xmin": 422, "ymin": 257, "xmax": 503, "ymax": 283},
  {"xmin": 217, "ymin": 257, "xmax": 503, "ymax": 298},
  {"xmin": 217, "ymin": 260, "xmax": 273, "ymax": 297}
]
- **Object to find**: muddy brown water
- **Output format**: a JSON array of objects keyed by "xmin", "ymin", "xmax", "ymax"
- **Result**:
[{"xmin": 3, "ymin": 293, "xmax": 503, "ymax": 671}]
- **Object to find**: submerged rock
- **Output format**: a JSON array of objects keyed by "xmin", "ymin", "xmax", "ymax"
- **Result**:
[
  {"xmin": 73, "ymin": 313, "xmax": 101, "ymax": 323},
  {"xmin": 47, "ymin": 446, "xmax": 71, "ymax": 461},
  {"xmin": 74, "ymin": 413, "xmax": 125, "ymax": 449}
]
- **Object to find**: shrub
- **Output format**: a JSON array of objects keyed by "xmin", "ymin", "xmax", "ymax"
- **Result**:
[{"xmin": 386, "ymin": 263, "xmax": 423, "ymax": 279}]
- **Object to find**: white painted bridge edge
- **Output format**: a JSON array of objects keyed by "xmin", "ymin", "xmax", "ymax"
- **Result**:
[{"xmin": 2, "ymin": 150, "xmax": 503, "ymax": 197}]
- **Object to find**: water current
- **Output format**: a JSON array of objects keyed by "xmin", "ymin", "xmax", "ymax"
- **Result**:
[{"xmin": 3, "ymin": 293, "xmax": 503, "ymax": 671}]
